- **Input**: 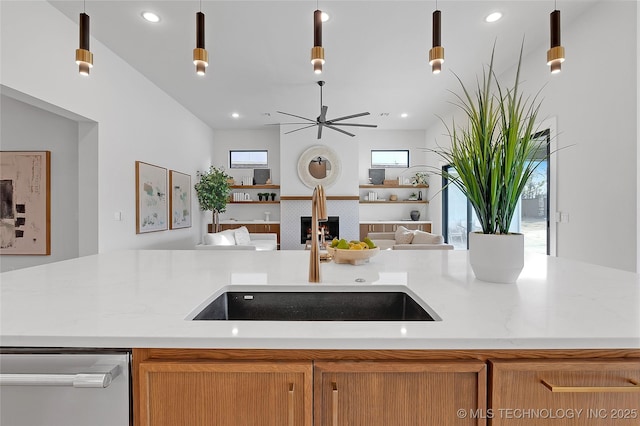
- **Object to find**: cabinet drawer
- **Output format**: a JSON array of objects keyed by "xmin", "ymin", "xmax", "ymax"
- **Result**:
[
  {"xmin": 314, "ymin": 360, "xmax": 486, "ymax": 426},
  {"xmin": 490, "ymin": 359, "xmax": 640, "ymax": 425},
  {"xmin": 137, "ymin": 360, "xmax": 312, "ymax": 426}
]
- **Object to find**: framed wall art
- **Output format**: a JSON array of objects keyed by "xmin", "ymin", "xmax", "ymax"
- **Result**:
[
  {"xmin": 0, "ymin": 151, "xmax": 51, "ymax": 255},
  {"xmin": 169, "ymin": 170, "xmax": 191, "ymax": 230},
  {"xmin": 135, "ymin": 161, "xmax": 168, "ymax": 234}
]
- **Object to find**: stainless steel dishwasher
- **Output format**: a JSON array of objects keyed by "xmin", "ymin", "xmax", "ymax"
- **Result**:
[{"xmin": 0, "ymin": 348, "xmax": 131, "ymax": 426}]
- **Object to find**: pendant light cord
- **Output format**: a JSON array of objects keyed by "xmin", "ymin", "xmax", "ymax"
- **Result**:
[{"xmin": 83, "ymin": 0, "xmax": 85, "ymax": 13}]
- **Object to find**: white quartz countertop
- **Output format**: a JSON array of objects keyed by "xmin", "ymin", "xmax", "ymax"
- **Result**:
[{"xmin": 1, "ymin": 250, "xmax": 638, "ymax": 350}]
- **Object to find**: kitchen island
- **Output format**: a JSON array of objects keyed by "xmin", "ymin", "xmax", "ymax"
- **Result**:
[
  {"xmin": 2, "ymin": 250, "xmax": 639, "ymax": 426},
  {"xmin": 0, "ymin": 249, "xmax": 638, "ymax": 349}
]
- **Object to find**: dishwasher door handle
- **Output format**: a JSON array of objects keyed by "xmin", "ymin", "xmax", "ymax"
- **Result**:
[{"xmin": 0, "ymin": 364, "xmax": 121, "ymax": 388}]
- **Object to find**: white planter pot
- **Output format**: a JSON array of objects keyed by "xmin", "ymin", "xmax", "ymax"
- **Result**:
[{"xmin": 468, "ymin": 232, "xmax": 524, "ymax": 284}]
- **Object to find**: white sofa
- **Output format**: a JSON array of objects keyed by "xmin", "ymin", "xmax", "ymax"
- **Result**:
[
  {"xmin": 368, "ymin": 226, "xmax": 454, "ymax": 250},
  {"xmin": 196, "ymin": 226, "xmax": 278, "ymax": 251}
]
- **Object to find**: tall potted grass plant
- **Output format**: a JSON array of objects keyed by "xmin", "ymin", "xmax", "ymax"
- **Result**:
[{"xmin": 432, "ymin": 44, "xmax": 547, "ymax": 283}]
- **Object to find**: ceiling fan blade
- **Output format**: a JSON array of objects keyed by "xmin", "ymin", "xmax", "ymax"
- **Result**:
[
  {"xmin": 284, "ymin": 124, "xmax": 318, "ymax": 135},
  {"xmin": 327, "ymin": 112, "xmax": 370, "ymax": 123},
  {"xmin": 325, "ymin": 124, "xmax": 355, "ymax": 137},
  {"xmin": 326, "ymin": 123, "xmax": 378, "ymax": 128},
  {"xmin": 268, "ymin": 122, "xmax": 317, "ymax": 125},
  {"xmin": 276, "ymin": 111, "xmax": 317, "ymax": 123},
  {"xmin": 318, "ymin": 105, "xmax": 328, "ymax": 123},
  {"xmin": 317, "ymin": 123, "xmax": 324, "ymax": 139}
]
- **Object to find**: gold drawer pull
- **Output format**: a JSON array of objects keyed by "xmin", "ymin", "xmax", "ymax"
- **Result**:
[
  {"xmin": 541, "ymin": 379, "xmax": 640, "ymax": 393},
  {"xmin": 332, "ymin": 382, "xmax": 338, "ymax": 426},
  {"xmin": 288, "ymin": 383, "xmax": 295, "ymax": 426}
]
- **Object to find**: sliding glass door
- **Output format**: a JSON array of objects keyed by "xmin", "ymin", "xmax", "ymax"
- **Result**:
[{"xmin": 442, "ymin": 129, "xmax": 550, "ymax": 254}]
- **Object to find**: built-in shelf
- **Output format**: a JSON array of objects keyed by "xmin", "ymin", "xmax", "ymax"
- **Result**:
[
  {"xmin": 229, "ymin": 201, "xmax": 279, "ymax": 204},
  {"xmin": 280, "ymin": 196, "xmax": 359, "ymax": 201},
  {"xmin": 359, "ymin": 184, "xmax": 428, "ymax": 189},
  {"xmin": 360, "ymin": 200, "xmax": 428, "ymax": 204},
  {"xmin": 230, "ymin": 184, "xmax": 280, "ymax": 189}
]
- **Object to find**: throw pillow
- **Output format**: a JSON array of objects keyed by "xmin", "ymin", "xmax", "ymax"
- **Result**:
[
  {"xmin": 394, "ymin": 226, "xmax": 414, "ymax": 244},
  {"xmin": 412, "ymin": 230, "xmax": 444, "ymax": 244},
  {"xmin": 234, "ymin": 226, "xmax": 252, "ymax": 245},
  {"xmin": 210, "ymin": 229, "xmax": 236, "ymax": 246}
]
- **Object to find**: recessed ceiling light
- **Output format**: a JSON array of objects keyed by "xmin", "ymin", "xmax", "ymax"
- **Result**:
[
  {"xmin": 485, "ymin": 12, "xmax": 502, "ymax": 23},
  {"xmin": 321, "ymin": 12, "xmax": 330, "ymax": 22},
  {"xmin": 401, "ymin": 113, "xmax": 408, "ymax": 118},
  {"xmin": 231, "ymin": 112, "xmax": 240, "ymax": 119},
  {"xmin": 141, "ymin": 12, "xmax": 160, "ymax": 23}
]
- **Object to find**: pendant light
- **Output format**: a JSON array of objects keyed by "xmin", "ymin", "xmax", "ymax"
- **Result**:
[
  {"xmin": 310, "ymin": 2, "xmax": 325, "ymax": 74},
  {"xmin": 75, "ymin": 1, "xmax": 93, "ymax": 76},
  {"xmin": 547, "ymin": 2, "xmax": 565, "ymax": 74},
  {"xmin": 193, "ymin": 1, "xmax": 208, "ymax": 76},
  {"xmin": 428, "ymin": 2, "xmax": 444, "ymax": 74}
]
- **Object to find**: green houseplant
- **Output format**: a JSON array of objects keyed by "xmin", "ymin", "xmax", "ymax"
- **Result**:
[
  {"xmin": 194, "ymin": 166, "xmax": 232, "ymax": 233},
  {"xmin": 432, "ymin": 44, "xmax": 547, "ymax": 283}
]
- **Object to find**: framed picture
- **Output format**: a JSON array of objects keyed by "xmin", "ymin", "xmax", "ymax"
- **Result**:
[
  {"xmin": 135, "ymin": 161, "xmax": 168, "ymax": 234},
  {"xmin": 169, "ymin": 170, "xmax": 191, "ymax": 230},
  {"xmin": 0, "ymin": 151, "xmax": 51, "ymax": 255}
]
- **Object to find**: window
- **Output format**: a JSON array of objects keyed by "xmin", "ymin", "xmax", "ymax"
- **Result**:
[
  {"xmin": 229, "ymin": 150, "xmax": 268, "ymax": 169},
  {"xmin": 371, "ymin": 150, "xmax": 409, "ymax": 168}
]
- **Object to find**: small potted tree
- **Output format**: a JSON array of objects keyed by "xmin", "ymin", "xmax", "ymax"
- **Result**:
[
  {"xmin": 431, "ymin": 44, "xmax": 548, "ymax": 283},
  {"xmin": 194, "ymin": 166, "xmax": 231, "ymax": 233}
]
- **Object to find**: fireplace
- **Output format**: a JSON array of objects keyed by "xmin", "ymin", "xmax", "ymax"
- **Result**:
[{"xmin": 300, "ymin": 216, "xmax": 339, "ymax": 244}]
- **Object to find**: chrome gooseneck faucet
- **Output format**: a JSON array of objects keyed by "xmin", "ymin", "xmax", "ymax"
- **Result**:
[{"xmin": 309, "ymin": 185, "xmax": 327, "ymax": 283}]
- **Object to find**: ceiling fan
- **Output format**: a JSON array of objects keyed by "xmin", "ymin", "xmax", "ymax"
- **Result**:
[{"xmin": 277, "ymin": 81, "xmax": 377, "ymax": 139}]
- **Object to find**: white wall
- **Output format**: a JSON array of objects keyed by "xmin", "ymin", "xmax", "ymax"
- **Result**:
[
  {"xmin": 0, "ymin": 96, "xmax": 79, "ymax": 272},
  {"xmin": 426, "ymin": 0, "xmax": 638, "ymax": 272},
  {"xmin": 1, "ymin": 1, "xmax": 215, "ymax": 256}
]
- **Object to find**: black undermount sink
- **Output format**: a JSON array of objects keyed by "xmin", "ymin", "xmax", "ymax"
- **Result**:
[{"xmin": 192, "ymin": 291, "xmax": 436, "ymax": 321}]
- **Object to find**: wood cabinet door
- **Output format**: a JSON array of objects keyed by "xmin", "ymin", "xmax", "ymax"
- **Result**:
[
  {"xmin": 490, "ymin": 359, "xmax": 640, "ymax": 425},
  {"xmin": 137, "ymin": 361, "xmax": 313, "ymax": 426},
  {"xmin": 314, "ymin": 361, "xmax": 487, "ymax": 426}
]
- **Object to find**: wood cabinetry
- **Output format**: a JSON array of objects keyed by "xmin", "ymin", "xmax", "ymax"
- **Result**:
[
  {"xmin": 314, "ymin": 360, "xmax": 486, "ymax": 426},
  {"xmin": 136, "ymin": 359, "xmax": 312, "ymax": 426},
  {"xmin": 490, "ymin": 359, "xmax": 640, "ymax": 425},
  {"xmin": 359, "ymin": 222, "xmax": 432, "ymax": 240},
  {"xmin": 133, "ymin": 349, "xmax": 640, "ymax": 426}
]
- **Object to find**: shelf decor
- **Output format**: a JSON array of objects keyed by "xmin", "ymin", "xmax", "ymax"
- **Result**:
[
  {"xmin": 169, "ymin": 170, "xmax": 191, "ymax": 230},
  {"xmin": 136, "ymin": 161, "xmax": 168, "ymax": 234},
  {"xmin": 0, "ymin": 151, "xmax": 51, "ymax": 255}
]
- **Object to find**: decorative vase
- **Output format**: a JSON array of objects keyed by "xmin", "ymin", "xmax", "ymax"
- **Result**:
[
  {"xmin": 410, "ymin": 210, "xmax": 420, "ymax": 221},
  {"xmin": 270, "ymin": 193, "xmax": 276, "ymax": 201},
  {"xmin": 468, "ymin": 232, "xmax": 524, "ymax": 284},
  {"xmin": 258, "ymin": 193, "xmax": 264, "ymax": 201}
]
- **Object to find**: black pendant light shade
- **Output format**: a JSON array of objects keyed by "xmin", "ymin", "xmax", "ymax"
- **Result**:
[
  {"xmin": 75, "ymin": 12, "xmax": 93, "ymax": 76},
  {"xmin": 310, "ymin": 9, "xmax": 325, "ymax": 74},
  {"xmin": 193, "ymin": 11, "xmax": 208, "ymax": 76},
  {"xmin": 547, "ymin": 9, "xmax": 565, "ymax": 73},
  {"xmin": 428, "ymin": 10, "xmax": 444, "ymax": 74}
]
